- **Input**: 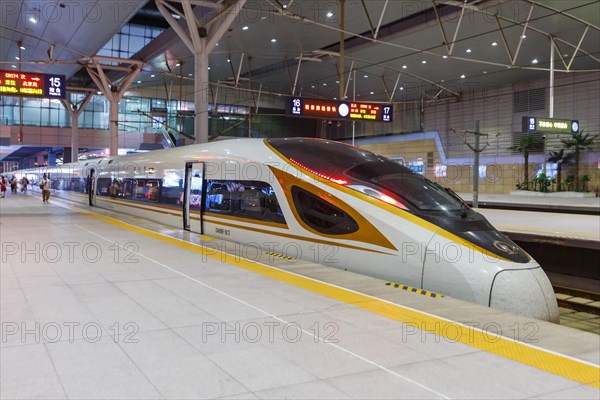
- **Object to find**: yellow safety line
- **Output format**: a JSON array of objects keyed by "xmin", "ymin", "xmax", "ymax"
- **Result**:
[{"xmin": 61, "ymin": 201, "xmax": 600, "ymax": 388}]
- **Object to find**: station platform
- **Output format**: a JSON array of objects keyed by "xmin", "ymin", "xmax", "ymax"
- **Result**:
[
  {"xmin": 458, "ymin": 192, "xmax": 600, "ymax": 215},
  {"xmin": 1, "ymin": 194, "xmax": 599, "ymax": 399}
]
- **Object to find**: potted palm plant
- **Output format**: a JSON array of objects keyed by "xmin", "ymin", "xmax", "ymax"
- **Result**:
[{"xmin": 561, "ymin": 131, "xmax": 598, "ymax": 191}]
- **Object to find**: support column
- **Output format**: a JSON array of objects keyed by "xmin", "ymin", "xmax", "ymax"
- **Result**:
[
  {"xmin": 109, "ymin": 99, "xmax": 119, "ymax": 156},
  {"xmin": 156, "ymin": 0, "xmax": 247, "ymax": 144},
  {"xmin": 60, "ymin": 92, "xmax": 93, "ymax": 162},
  {"xmin": 86, "ymin": 59, "xmax": 141, "ymax": 156},
  {"xmin": 196, "ymin": 48, "xmax": 209, "ymax": 144}
]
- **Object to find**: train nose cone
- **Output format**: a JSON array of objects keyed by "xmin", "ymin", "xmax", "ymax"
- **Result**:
[{"xmin": 490, "ymin": 268, "xmax": 560, "ymax": 323}]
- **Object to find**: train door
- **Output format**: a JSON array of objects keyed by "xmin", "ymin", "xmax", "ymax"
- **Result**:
[
  {"xmin": 88, "ymin": 168, "xmax": 96, "ymax": 206},
  {"xmin": 183, "ymin": 162, "xmax": 204, "ymax": 233}
]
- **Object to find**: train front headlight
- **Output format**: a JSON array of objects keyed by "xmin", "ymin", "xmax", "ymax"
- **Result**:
[
  {"xmin": 347, "ymin": 184, "xmax": 409, "ymax": 210},
  {"xmin": 490, "ymin": 267, "xmax": 560, "ymax": 323}
]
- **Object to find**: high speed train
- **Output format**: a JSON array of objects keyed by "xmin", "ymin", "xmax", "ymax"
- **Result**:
[{"xmin": 15, "ymin": 138, "xmax": 559, "ymax": 322}]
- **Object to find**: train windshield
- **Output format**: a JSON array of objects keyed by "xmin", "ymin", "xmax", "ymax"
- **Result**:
[{"xmin": 267, "ymin": 138, "xmax": 466, "ymax": 213}]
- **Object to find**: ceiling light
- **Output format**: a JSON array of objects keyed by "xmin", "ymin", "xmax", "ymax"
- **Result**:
[
  {"xmin": 323, "ymin": 83, "xmax": 327, "ymax": 86},
  {"xmin": 466, "ymin": 48, "xmax": 472, "ymax": 53},
  {"xmin": 227, "ymin": 59, "xmax": 230, "ymax": 62},
  {"xmin": 483, "ymin": 71, "xmax": 487, "ymax": 74},
  {"xmin": 363, "ymin": 74, "xmax": 368, "ymax": 78},
  {"xmin": 326, "ymin": 12, "xmax": 334, "ymax": 18},
  {"xmin": 261, "ymin": 16, "xmax": 267, "ymax": 20},
  {"xmin": 441, "ymin": 80, "xmax": 445, "ymax": 83},
  {"xmin": 335, "ymin": 80, "xmax": 339, "ymax": 84},
  {"xmin": 15, "ymin": 56, "xmax": 20, "ymax": 60},
  {"xmin": 172, "ymin": 14, "xmax": 181, "ymax": 20},
  {"xmin": 370, "ymin": 91, "xmax": 374, "ymax": 95},
  {"xmin": 188, "ymin": 73, "xmax": 192, "ymax": 76},
  {"xmin": 150, "ymin": 74, "xmax": 155, "ymax": 77},
  {"xmin": 399, "ymin": 87, "xmax": 404, "ymax": 91},
  {"xmin": 402, "ymin": 65, "xmax": 407, "ymax": 69},
  {"xmin": 137, "ymin": 80, "xmax": 141, "ymax": 84},
  {"xmin": 216, "ymin": 43, "xmax": 219, "ymax": 46},
  {"xmin": 29, "ymin": 17, "xmax": 37, "ymax": 23},
  {"xmin": 311, "ymin": 85, "xmax": 315, "ymax": 89},
  {"xmin": 242, "ymin": 26, "xmax": 249, "ymax": 30},
  {"xmin": 333, "ymin": 97, "xmax": 337, "ymax": 100},
  {"xmin": 208, "ymin": 67, "xmax": 211, "ymax": 70},
  {"xmin": 532, "ymin": 58, "xmax": 538, "ymax": 64},
  {"xmin": 521, "ymin": 35, "xmax": 527, "ymax": 39},
  {"xmin": 175, "ymin": 62, "xmax": 180, "ymax": 66},
  {"xmin": 460, "ymin": 74, "xmax": 466, "ymax": 79},
  {"xmin": 283, "ymin": 4, "xmax": 287, "ymax": 8},
  {"xmin": 421, "ymin": 60, "xmax": 427, "ymax": 64},
  {"xmin": 271, "ymin": 38, "xmax": 276, "ymax": 43},
  {"xmin": 442, "ymin": 55, "xmax": 448, "ymax": 59},
  {"xmin": 19, "ymin": 45, "xmax": 26, "ymax": 50},
  {"xmin": 491, "ymin": 42, "xmax": 498, "ymax": 46},
  {"xmin": 11, "ymin": 65, "xmax": 17, "ymax": 68}
]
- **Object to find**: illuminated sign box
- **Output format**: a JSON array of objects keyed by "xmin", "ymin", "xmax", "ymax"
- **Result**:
[
  {"xmin": 288, "ymin": 97, "xmax": 392, "ymax": 122},
  {"xmin": 0, "ymin": 69, "xmax": 65, "ymax": 99},
  {"xmin": 522, "ymin": 116, "xmax": 579, "ymax": 134}
]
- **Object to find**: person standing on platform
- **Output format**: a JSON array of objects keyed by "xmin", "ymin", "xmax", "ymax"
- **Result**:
[
  {"xmin": 0, "ymin": 176, "xmax": 6, "ymax": 198},
  {"xmin": 41, "ymin": 174, "xmax": 51, "ymax": 203},
  {"xmin": 21, "ymin": 176, "xmax": 29, "ymax": 193},
  {"xmin": 10, "ymin": 176, "xmax": 17, "ymax": 194}
]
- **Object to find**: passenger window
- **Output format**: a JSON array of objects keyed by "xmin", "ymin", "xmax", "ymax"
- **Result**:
[
  {"xmin": 205, "ymin": 180, "xmax": 285, "ymax": 224},
  {"xmin": 291, "ymin": 186, "xmax": 358, "ymax": 235}
]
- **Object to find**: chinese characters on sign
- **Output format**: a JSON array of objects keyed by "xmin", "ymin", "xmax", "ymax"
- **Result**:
[
  {"xmin": 0, "ymin": 70, "xmax": 65, "ymax": 99},
  {"xmin": 523, "ymin": 116, "xmax": 579, "ymax": 134},
  {"xmin": 288, "ymin": 97, "xmax": 393, "ymax": 123}
]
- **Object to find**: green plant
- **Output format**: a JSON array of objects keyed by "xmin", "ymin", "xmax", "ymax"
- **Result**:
[
  {"xmin": 564, "ymin": 174, "xmax": 575, "ymax": 191},
  {"xmin": 509, "ymin": 135, "xmax": 541, "ymax": 190},
  {"xmin": 561, "ymin": 131, "xmax": 598, "ymax": 191},
  {"xmin": 547, "ymin": 149, "xmax": 574, "ymax": 192},
  {"xmin": 534, "ymin": 173, "xmax": 551, "ymax": 192},
  {"xmin": 581, "ymin": 175, "xmax": 591, "ymax": 192}
]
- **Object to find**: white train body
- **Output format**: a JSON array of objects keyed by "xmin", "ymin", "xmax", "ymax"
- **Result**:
[{"xmin": 16, "ymin": 138, "xmax": 559, "ymax": 322}]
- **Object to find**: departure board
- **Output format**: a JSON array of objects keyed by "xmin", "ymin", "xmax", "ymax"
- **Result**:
[
  {"xmin": 288, "ymin": 97, "xmax": 393, "ymax": 122},
  {"xmin": 0, "ymin": 70, "xmax": 65, "ymax": 99},
  {"xmin": 523, "ymin": 116, "xmax": 579, "ymax": 134}
]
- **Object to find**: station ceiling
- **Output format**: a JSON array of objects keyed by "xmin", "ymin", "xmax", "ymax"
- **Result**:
[{"xmin": 1, "ymin": 0, "xmax": 599, "ymax": 103}]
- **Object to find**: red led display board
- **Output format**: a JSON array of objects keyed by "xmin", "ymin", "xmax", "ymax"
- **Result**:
[
  {"xmin": 288, "ymin": 97, "xmax": 392, "ymax": 122},
  {"xmin": 0, "ymin": 70, "xmax": 65, "ymax": 99}
]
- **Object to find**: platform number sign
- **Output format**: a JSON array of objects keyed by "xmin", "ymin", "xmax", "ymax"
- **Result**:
[
  {"xmin": 290, "ymin": 97, "xmax": 303, "ymax": 115},
  {"xmin": 382, "ymin": 106, "xmax": 393, "ymax": 122},
  {"xmin": 47, "ymin": 75, "xmax": 63, "ymax": 98},
  {"xmin": 527, "ymin": 117, "xmax": 537, "ymax": 133}
]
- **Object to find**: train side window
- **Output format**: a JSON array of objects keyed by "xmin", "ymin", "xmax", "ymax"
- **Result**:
[
  {"xmin": 206, "ymin": 180, "xmax": 285, "ymax": 224},
  {"xmin": 206, "ymin": 183, "xmax": 231, "ymax": 212},
  {"xmin": 291, "ymin": 186, "xmax": 358, "ymax": 235},
  {"xmin": 97, "ymin": 178, "xmax": 112, "ymax": 196}
]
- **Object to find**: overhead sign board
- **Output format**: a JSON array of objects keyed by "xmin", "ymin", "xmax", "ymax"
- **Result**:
[
  {"xmin": 0, "ymin": 69, "xmax": 65, "ymax": 99},
  {"xmin": 523, "ymin": 116, "xmax": 579, "ymax": 134},
  {"xmin": 288, "ymin": 97, "xmax": 393, "ymax": 123}
]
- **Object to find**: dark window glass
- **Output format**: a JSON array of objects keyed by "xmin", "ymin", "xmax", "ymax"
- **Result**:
[
  {"xmin": 97, "ymin": 178, "xmax": 112, "ymax": 196},
  {"xmin": 268, "ymin": 137, "xmax": 469, "ymax": 215},
  {"xmin": 206, "ymin": 180, "xmax": 285, "ymax": 224},
  {"xmin": 291, "ymin": 186, "xmax": 358, "ymax": 235}
]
